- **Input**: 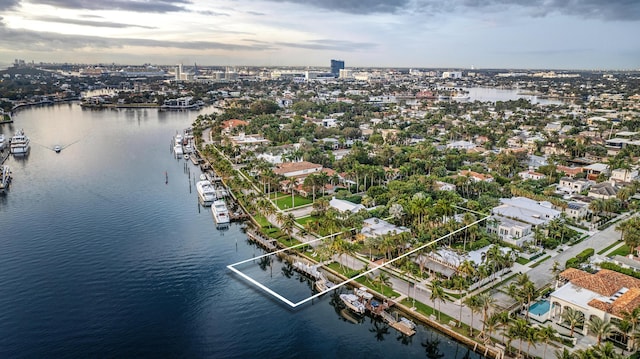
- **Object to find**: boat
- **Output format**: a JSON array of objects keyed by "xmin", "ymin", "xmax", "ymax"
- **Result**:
[
  {"xmin": 399, "ymin": 317, "xmax": 416, "ymax": 330},
  {"xmin": 173, "ymin": 144, "xmax": 183, "ymax": 158},
  {"xmin": 10, "ymin": 129, "xmax": 30, "ymax": 155},
  {"xmin": 211, "ymin": 199, "xmax": 230, "ymax": 227},
  {"xmin": 452, "ymin": 94, "xmax": 470, "ymax": 101},
  {"xmin": 0, "ymin": 165, "xmax": 11, "ymax": 194},
  {"xmin": 315, "ymin": 278, "xmax": 336, "ymax": 292},
  {"xmin": 196, "ymin": 180, "xmax": 216, "ymax": 206},
  {"xmin": 0, "ymin": 134, "xmax": 6, "ymax": 150},
  {"xmin": 174, "ymin": 134, "xmax": 183, "ymax": 147},
  {"xmin": 340, "ymin": 293, "xmax": 366, "ymax": 315},
  {"xmin": 54, "ymin": 145, "xmax": 61, "ymax": 153},
  {"xmin": 184, "ymin": 154, "xmax": 190, "ymax": 160},
  {"xmin": 199, "ymin": 174, "xmax": 207, "ymax": 181}
]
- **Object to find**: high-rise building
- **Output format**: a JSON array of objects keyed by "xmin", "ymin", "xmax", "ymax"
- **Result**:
[{"xmin": 330, "ymin": 59, "xmax": 344, "ymax": 78}]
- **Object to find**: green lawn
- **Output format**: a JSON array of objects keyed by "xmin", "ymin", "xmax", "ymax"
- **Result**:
[
  {"xmin": 399, "ymin": 298, "xmax": 461, "ymax": 329},
  {"xmin": 273, "ymin": 195, "xmax": 313, "ymax": 210},
  {"xmin": 254, "ymin": 214, "xmax": 271, "ymax": 228},
  {"xmin": 354, "ymin": 275, "xmax": 401, "ymax": 298},
  {"xmin": 327, "ymin": 262, "xmax": 362, "ymax": 279},
  {"xmin": 610, "ymin": 244, "xmax": 630, "ymax": 257},
  {"xmin": 530, "ymin": 255, "xmax": 551, "ymax": 268},
  {"xmin": 296, "ymin": 215, "xmax": 319, "ymax": 226},
  {"xmin": 516, "ymin": 257, "xmax": 531, "ymax": 265},
  {"xmin": 598, "ymin": 241, "xmax": 623, "ymax": 255}
]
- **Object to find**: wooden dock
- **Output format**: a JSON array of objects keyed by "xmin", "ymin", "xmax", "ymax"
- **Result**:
[
  {"xmin": 379, "ymin": 310, "xmax": 416, "ymax": 336},
  {"xmin": 246, "ymin": 231, "xmax": 277, "ymax": 251}
]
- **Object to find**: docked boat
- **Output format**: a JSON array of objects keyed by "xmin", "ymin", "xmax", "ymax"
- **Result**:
[
  {"xmin": 399, "ymin": 317, "xmax": 416, "ymax": 330},
  {"xmin": 452, "ymin": 94, "xmax": 470, "ymax": 101},
  {"xmin": 173, "ymin": 144, "xmax": 183, "ymax": 158},
  {"xmin": 315, "ymin": 278, "xmax": 336, "ymax": 292},
  {"xmin": 0, "ymin": 165, "xmax": 11, "ymax": 194},
  {"xmin": 10, "ymin": 129, "xmax": 30, "ymax": 155},
  {"xmin": 0, "ymin": 134, "xmax": 6, "ymax": 150},
  {"xmin": 211, "ymin": 199, "xmax": 230, "ymax": 226},
  {"xmin": 174, "ymin": 134, "xmax": 183, "ymax": 147},
  {"xmin": 54, "ymin": 145, "xmax": 61, "ymax": 153},
  {"xmin": 340, "ymin": 293, "xmax": 366, "ymax": 315},
  {"xmin": 196, "ymin": 180, "xmax": 216, "ymax": 206}
]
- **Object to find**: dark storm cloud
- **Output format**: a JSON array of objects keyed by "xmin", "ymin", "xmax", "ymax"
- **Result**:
[
  {"xmin": 0, "ymin": 20, "xmax": 271, "ymax": 51},
  {"xmin": 263, "ymin": 0, "xmax": 640, "ymax": 20},
  {"xmin": 32, "ymin": 15, "xmax": 156, "ymax": 28},
  {"xmin": 275, "ymin": 39, "xmax": 376, "ymax": 51},
  {"xmin": 29, "ymin": 0, "xmax": 190, "ymax": 13},
  {"xmin": 0, "ymin": 0, "xmax": 19, "ymax": 11}
]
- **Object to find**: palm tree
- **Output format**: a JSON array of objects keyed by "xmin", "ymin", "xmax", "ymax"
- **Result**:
[
  {"xmin": 622, "ymin": 307, "xmax": 640, "ymax": 349},
  {"xmin": 588, "ymin": 316, "xmax": 613, "ymax": 345},
  {"xmin": 476, "ymin": 293, "xmax": 495, "ymax": 338},
  {"xmin": 452, "ymin": 276, "xmax": 467, "ymax": 326},
  {"xmin": 374, "ymin": 271, "xmax": 392, "ymax": 293},
  {"xmin": 561, "ymin": 307, "xmax": 584, "ymax": 337},
  {"xmin": 281, "ymin": 213, "xmax": 296, "ymax": 240},
  {"xmin": 463, "ymin": 295, "xmax": 482, "ymax": 337},
  {"xmin": 483, "ymin": 312, "xmax": 501, "ymax": 343},
  {"xmin": 554, "ymin": 348, "xmax": 573, "ymax": 359},
  {"xmin": 617, "ymin": 319, "xmax": 633, "ymax": 352},
  {"xmin": 507, "ymin": 318, "xmax": 529, "ymax": 357},
  {"xmin": 537, "ymin": 325, "xmax": 558, "ymax": 359},
  {"xmin": 429, "ymin": 282, "xmax": 446, "ymax": 322}
]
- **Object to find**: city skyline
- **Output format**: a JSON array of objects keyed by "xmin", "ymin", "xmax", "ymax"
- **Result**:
[{"xmin": 0, "ymin": 0, "xmax": 638, "ymax": 70}]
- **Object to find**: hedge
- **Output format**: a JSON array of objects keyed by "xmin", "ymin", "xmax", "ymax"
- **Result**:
[
  {"xmin": 566, "ymin": 248, "xmax": 595, "ymax": 268},
  {"xmin": 600, "ymin": 262, "xmax": 640, "ymax": 280}
]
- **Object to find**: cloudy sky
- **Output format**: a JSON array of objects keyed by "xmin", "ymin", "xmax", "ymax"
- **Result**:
[{"xmin": 0, "ymin": 0, "xmax": 638, "ymax": 69}]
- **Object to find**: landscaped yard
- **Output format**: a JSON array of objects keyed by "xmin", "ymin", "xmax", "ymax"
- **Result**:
[
  {"xmin": 273, "ymin": 194, "xmax": 313, "ymax": 210},
  {"xmin": 610, "ymin": 244, "xmax": 630, "ymax": 257},
  {"xmin": 296, "ymin": 215, "xmax": 319, "ymax": 226}
]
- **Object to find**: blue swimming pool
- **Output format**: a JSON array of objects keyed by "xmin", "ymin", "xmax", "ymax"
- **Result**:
[{"xmin": 529, "ymin": 300, "xmax": 551, "ymax": 316}]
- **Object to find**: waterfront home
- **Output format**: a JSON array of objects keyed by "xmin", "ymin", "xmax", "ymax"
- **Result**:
[
  {"xmin": 492, "ymin": 197, "xmax": 561, "ymax": 226},
  {"xmin": 273, "ymin": 161, "xmax": 323, "ymax": 178},
  {"xmin": 360, "ymin": 218, "xmax": 409, "ymax": 239},
  {"xmin": 221, "ymin": 119, "xmax": 249, "ymax": 135},
  {"xmin": 329, "ymin": 197, "xmax": 365, "ymax": 218},
  {"xmin": 228, "ymin": 133, "xmax": 270, "ymax": 149},
  {"xmin": 486, "ymin": 215, "xmax": 533, "ymax": 247},
  {"xmin": 550, "ymin": 268, "xmax": 640, "ymax": 345}
]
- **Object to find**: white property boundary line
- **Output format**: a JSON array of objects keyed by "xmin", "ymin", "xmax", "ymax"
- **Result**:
[{"xmin": 227, "ymin": 211, "xmax": 491, "ymax": 308}]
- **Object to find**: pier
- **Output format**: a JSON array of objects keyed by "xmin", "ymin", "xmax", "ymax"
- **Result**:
[
  {"xmin": 379, "ymin": 310, "xmax": 416, "ymax": 336},
  {"xmin": 246, "ymin": 230, "xmax": 278, "ymax": 251}
]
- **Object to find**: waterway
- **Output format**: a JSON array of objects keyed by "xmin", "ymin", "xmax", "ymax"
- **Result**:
[{"xmin": 0, "ymin": 103, "xmax": 484, "ymax": 358}]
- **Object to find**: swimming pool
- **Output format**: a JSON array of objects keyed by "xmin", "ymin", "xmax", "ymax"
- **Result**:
[{"xmin": 529, "ymin": 300, "xmax": 551, "ymax": 316}]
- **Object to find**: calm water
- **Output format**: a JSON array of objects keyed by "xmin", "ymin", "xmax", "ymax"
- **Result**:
[
  {"xmin": 0, "ymin": 103, "xmax": 484, "ymax": 358},
  {"xmin": 463, "ymin": 87, "xmax": 565, "ymax": 105}
]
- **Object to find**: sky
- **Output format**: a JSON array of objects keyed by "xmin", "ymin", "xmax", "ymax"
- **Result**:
[{"xmin": 0, "ymin": 0, "xmax": 638, "ymax": 69}]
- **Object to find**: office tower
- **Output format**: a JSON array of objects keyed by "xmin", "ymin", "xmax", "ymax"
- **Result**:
[{"xmin": 331, "ymin": 59, "xmax": 344, "ymax": 77}]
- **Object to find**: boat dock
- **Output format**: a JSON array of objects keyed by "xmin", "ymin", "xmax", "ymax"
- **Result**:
[
  {"xmin": 379, "ymin": 310, "xmax": 416, "ymax": 336},
  {"xmin": 246, "ymin": 230, "xmax": 278, "ymax": 251}
]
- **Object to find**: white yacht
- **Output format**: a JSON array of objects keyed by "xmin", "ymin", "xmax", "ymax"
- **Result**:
[
  {"xmin": 0, "ymin": 165, "xmax": 11, "ymax": 194},
  {"xmin": 211, "ymin": 199, "xmax": 230, "ymax": 226},
  {"xmin": 10, "ymin": 129, "xmax": 30, "ymax": 155},
  {"xmin": 196, "ymin": 180, "xmax": 216, "ymax": 206},
  {"xmin": 173, "ymin": 144, "xmax": 183, "ymax": 157},
  {"xmin": 174, "ymin": 134, "xmax": 183, "ymax": 146},
  {"xmin": 340, "ymin": 293, "xmax": 366, "ymax": 315}
]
